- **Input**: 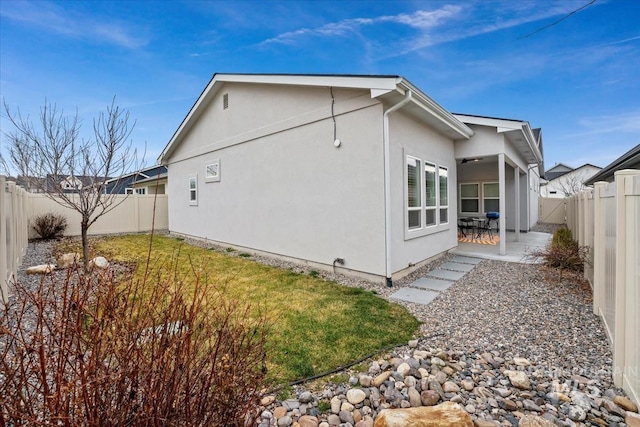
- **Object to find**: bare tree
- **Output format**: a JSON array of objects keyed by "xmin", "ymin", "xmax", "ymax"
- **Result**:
[
  {"xmin": 556, "ymin": 172, "xmax": 591, "ymax": 197},
  {"xmin": 3, "ymin": 98, "xmax": 139, "ymax": 268}
]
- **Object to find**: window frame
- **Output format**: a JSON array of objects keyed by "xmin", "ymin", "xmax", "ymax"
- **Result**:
[
  {"xmin": 205, "ymin": 159, "xmax": 221, "ymax": 183},
  {"xmin": 404, "ymin": 150, "xmax": 451, "ymax": 239},
  {"xmin": 439, "ymin": 166, "xmax": 449, "ymax": 225},
  {"xmin": 482, "ymin": 182, "xmax": 499, "ymax": 214},
  {"xmin": 188, "ymin": 176, "xmax": 198, "ymax": 206},
  {"xmin": 459, "ymin": 183, "xmax": 480, "ymax": 214}
]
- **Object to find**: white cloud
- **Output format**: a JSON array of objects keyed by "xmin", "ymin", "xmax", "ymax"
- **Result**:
[
  {"xmin": 0, "ymin": 1, "xmax": 149, "ymax": 49},
  {"xmin": 258, "ymin": 1, "xmax": 601, "ymax": 60},
  {"xmin": 259, "ymin": 6, "xmax": 461, "ymax": 46}
]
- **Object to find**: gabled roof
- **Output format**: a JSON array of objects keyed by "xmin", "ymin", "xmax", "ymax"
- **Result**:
[
  {"xmin": 159, "ymin": 73, "xmax": 474, "ymax": 164},
  {"xmin": 544, "ymin": 163, "xmax": 601, "ymax": 183},
  {"xmin": 585, "ymin": 143, "xmax": 640, "ymax": 185},
  {"xmin": 104, "ymin": 165, "xmax": 168, "ymax": 184},
  {"xmin": 452, "ymin": 113, "xmax": 544, "ymax": 168}
]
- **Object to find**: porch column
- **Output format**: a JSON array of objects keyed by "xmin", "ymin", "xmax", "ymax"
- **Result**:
[
  {"xmin": 498, "ymin": 153, "xmax": 506, "ymax": 255},
  {"xmin": 514, "ymin": 166, "xmax": 520, "ymax": 242}
]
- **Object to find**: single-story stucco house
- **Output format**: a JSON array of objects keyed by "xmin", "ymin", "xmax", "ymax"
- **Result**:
[{"xmin": 158, "ymin": 74, "xmax": 544, "ymax": 285}]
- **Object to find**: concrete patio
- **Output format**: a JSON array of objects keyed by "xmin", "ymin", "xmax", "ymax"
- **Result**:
[{"xmin": 451, "ymin": 230, "xmax": 552, "ymax": 263}]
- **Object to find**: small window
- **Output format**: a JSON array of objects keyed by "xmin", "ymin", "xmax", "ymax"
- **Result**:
[
  {"xmin": 189, "ymin": 176, "xmax": 198, "ymax": 205},
  {"xmin": 205, "ymin": 159, "xmax": 221, "ymax": 183},
  {"xmin": 135, "ymin": 188, "xmax": 146, "ymax": 195},
  {"xmin": 125, "ymin": 188, "xmax": 134, "ymax": 195}
]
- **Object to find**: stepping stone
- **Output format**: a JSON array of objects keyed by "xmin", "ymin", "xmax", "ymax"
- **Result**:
[
  {"xmin": 409, "ymin": 277, "xmax": 453, "ymax": 292},
  {"xmin": 425, "ymin": 269, "xmax": 466, "ymax": 281},
  {"xmin": 390, "ymin": 287, "xmax": 439, "ymax": 305},
  {"xmin": 452, "ymin": 256, "xmax": 483, "ymax": 265},
  {"xmin": 440, "ymin": 261, "xmax": 475, "ymax": 272}
]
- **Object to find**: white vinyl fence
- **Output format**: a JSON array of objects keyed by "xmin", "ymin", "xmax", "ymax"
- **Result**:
[
  {"xmin": 0, "ymin": 174, "xmax": 168, "ymax": 300},
  {"xmin": 567, "ymin": 169, "xmax": 640, "ymax": 406},
  {"xmin": 27, "ymin": 193, "xmax": 168, "ymax": 238},
  {"xmin": 1, "ymin": 176, "xmax": 29, "ymax": 301}
]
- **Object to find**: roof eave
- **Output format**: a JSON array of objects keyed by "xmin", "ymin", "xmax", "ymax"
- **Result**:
[{"xmin": 396, "ymin": 79, "xmax": 473, "ymax": 139}]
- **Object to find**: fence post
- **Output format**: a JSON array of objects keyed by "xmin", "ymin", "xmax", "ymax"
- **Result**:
[
  {"xmin": 0, "ymin": 175, "xmax": 7, "ymax": 301},
  {"xmin": 583, "ymin": 189, "xmax": 593, "ymax": 284},
  {"xmin": 623, "ymin": 172, "xmax": 640, "ymax": 405},
  {"xmin": 592, "ymin": 183, "xmax": 606, "ymax": 316},
  {"xmin": 613, "ymin": 170, "xmax": 637, "ymax": 386}
]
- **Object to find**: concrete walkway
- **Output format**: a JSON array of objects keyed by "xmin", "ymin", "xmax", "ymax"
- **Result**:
[{"xmin": 390, "ymin": 255, "xmax": 482, "ymax": 305}]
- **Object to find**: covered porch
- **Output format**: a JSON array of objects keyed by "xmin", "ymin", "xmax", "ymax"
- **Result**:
[
  {"xmin": 451, "ymin": 230, "xmax": 552, "ymax": 263},
  {"xmin": 453, "ymin": 114, "xmax": 545, "ymax": 257}
]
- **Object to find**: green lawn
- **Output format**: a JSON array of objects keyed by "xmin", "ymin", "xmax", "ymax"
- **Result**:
[{"xmin": 58, "ymin": 234, "xmax": 421, "ymax": 384}]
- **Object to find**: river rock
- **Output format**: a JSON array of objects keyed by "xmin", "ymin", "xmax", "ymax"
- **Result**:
[
  {"xmin": 519, "ymin": 415, "xmax": 556, "ymax": 427},
  {"xmin": 299, "ymin": 415, "xmax": 319, "ymax": 427},
  {"xmin": 614, "ymin": 395, "xmax": 638, "ymax": 412},
  {"xmin": 347, "ymin": 388, "xmax": 367, "ymax": 405},
  {"xmin": 421, "ymin": 390, "xmax": 440, "ymax": 406},
  {"xmin": 373, "ymin": 402, "xmax": 473, "ymax": 427},
  {"xmin": 506, "ymin": 370, "xmax": 531, "ymax": 390}
]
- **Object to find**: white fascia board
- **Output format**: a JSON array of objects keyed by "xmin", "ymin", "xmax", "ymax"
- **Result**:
[
  {"xmin": 521, "ymin": 122, "xmax": 543, "ymax": 163},
  {"xmin": 215, "ymin": 74, "xmax": 400, "ymax": 91},
  {"xmin": 455, "ymin": 114, "xmax": 523, "ymax": 131},
  {"xmin": 398, "ymin": 80, "xmax": 473, "ymax": 139}
]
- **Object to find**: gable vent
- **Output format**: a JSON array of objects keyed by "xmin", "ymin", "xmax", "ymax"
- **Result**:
[{"xmin": 223, "ymin": 93, "xmax": 229, "ymax": 110}]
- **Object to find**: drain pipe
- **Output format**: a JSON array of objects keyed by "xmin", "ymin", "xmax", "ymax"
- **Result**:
[{"xmin": 382, "ymin": 90, "xmax": 412, "ymax": 287}]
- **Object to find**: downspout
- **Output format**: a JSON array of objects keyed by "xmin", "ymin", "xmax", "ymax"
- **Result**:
[{"xmin": 382, "ymin": 90, "xmax": 412, "ymax": 287}]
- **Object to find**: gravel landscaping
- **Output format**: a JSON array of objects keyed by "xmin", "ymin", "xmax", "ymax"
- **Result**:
[{"xmin": 6, "ymin": 234, "xmax": 639, "ymax": 427}]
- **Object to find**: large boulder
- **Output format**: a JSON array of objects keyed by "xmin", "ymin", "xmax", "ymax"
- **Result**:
[
  {"xmin": 373, "ymin": 402, "xmax": 473, "ymax": 427},
  {"xmin": 26, "ymin": 264, "xmax": 56, "ymax": 275},
  {"xmin": 57, "ymin": 252, "xmax": 80, "ymax": 269}
]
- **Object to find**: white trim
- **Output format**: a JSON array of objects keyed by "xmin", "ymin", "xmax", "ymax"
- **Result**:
[
  {"xmin": 205, "ymin": 159, "xmax": 221, "ymax": 183},
  {"xmin": 403, "ymin": 149, "xmax": 451, "ymax": 240}
]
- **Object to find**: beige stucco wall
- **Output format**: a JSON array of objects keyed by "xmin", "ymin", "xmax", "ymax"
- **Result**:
[
  {"xmin": 166, "ymin": 84, "xmax": 388, "ymax": 278},
  {"xmin": 388, "ymin": 111, "xmax": 457, "ymax": 276}
]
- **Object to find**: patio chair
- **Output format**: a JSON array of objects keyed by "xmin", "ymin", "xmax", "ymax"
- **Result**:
[{"xmin": 458, "ymin": 218, "xmax": 474, "ymax": 238}]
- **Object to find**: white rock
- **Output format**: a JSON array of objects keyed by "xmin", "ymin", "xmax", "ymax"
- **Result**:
[
  {"xmin": 57, "ymin": 252, "xmax": 80, "ymax": 268},
  {"xmin": 330, "ymin": 396, "xmax": 341, "ymax": 414},
  {"xmin": 90, "ymin": 256, "xmax": 109, "ymax": 269},
  {"xmin": 513, "ymin": 357, "xmax": 531, "ymax": 366},
  {"xmin": 506, "ymin": 370, "xmax": 531, "ymax": 390},
  {"xmin": 346, "ymin": 388, "xmax": 366, "ymax": 405},
  {"xmin": 396, "ymin": 362, "xmax": 411, "ymax": 377},
  {"xmin": 26, "ymin": 264, "xmax": 55, "ymax": 274}
]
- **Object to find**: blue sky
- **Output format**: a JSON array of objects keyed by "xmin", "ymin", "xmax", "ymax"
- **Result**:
[{"xmin": 1, "ymin": 0, "xmax": 639, "ymax": 173}]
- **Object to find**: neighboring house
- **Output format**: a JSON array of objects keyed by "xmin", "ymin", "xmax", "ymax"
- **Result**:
[
  {"xmin": 45, "ymin": 174, "xmax": 110, "ymax": 193},
  {"xmin": 584, "ymin": 144, "xmax": 640, "ymax": 185},
  {"xmin": 104, "ymin": 165, "xmax": 168, "ymax": 194},
  {"xmin": 15, "ymin": 175, "xmax": 46, "ymax": 193},
  {"xmin": 540, "ymin": 163, "xmax": 601, "ymax": 198},
  {"xmin": 544, "ymin": 163, "xmax": 573, "ymax": 181},
  {"xmin": 159, "ymin": 74, "xmax": 544, "ymax": 284}
]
